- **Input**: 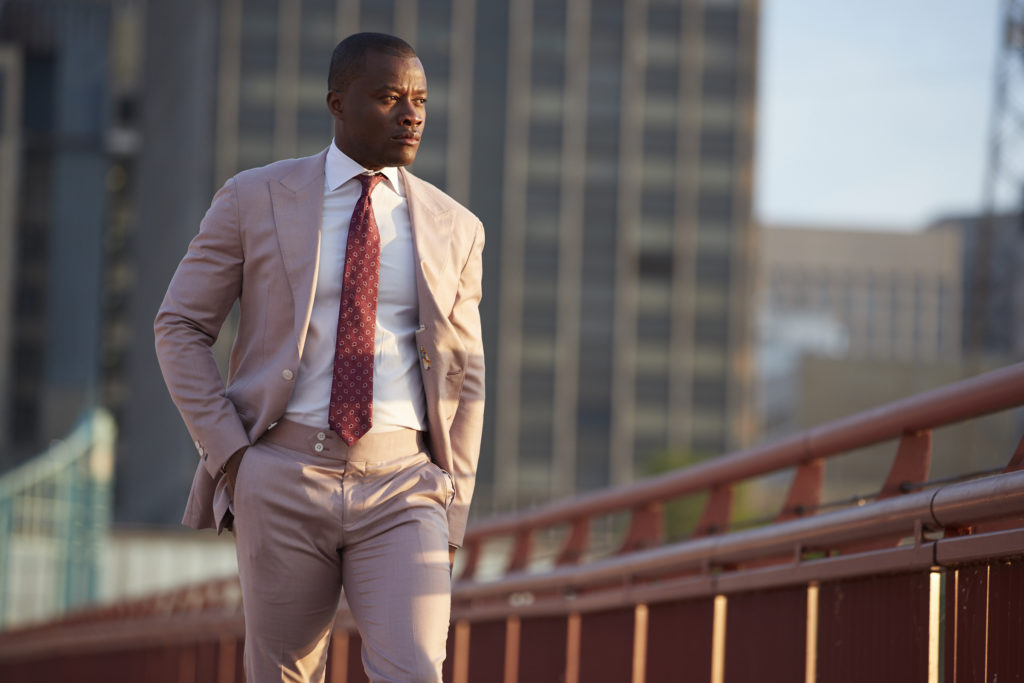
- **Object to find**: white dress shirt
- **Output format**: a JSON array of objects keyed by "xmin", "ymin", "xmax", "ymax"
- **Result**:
[{"xmin": 285, "ymin": 143, "xmax": 428, "ymax": 432}]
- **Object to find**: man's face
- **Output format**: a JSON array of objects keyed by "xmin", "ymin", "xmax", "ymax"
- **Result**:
[{"xmin": 328, "ymin": 52, "xmax": 427, "ymax": 170}]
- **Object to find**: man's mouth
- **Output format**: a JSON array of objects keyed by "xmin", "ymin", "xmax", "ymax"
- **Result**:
[{"xmin": 393, "ymin": 132, "xmax": 420, "ymax": 145}]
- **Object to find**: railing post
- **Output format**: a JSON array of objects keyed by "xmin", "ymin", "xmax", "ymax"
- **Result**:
[
  {"xmin": 556, "ymin": 518, "xmax": 590, "ymax": 566},
  {"xmin": 507, "ymin": 529, "xmax": 533, "ymax": 572},
  {"xmin": 695, "ymin": 485, "xmax": 732, "ymax": 537},
  {"xmin": 328, "ymin": 630, "xmax": 349, "ymax": 682},
  {"xmin": 0, "ymin": 497, "xmax": 9, "ymax": 628},
  {"xmin": 838, "ymin": 430, "xmax": 933, "ymax": 554},
  {"xmin": 451, "ymin": 620, "xmax": 470, "ymax": 683},
  {"xmin": 777, "ymin": 460, "xmax": 823, "ymax": 522},
  {"xmin": 178, "ymin": 643, "xmax": 197, "ymax": 683},
  {"xmin": 971, "ymin": 433, "xmax": 1024, "ymax": 534},
  {"xmin": 216, "ymin": 635, "xmax": 236, "ymax": 683},
  {"xmin": 1005, "ymin": 433, "xmax": 1024, "ymax": 472},
  {"xmin": 457, "ymin": 540, "xmax": 481, "ymax": 582},
  {"xmin": 619, "ymin": 502, "xmax": 663, "ymax": 554},
  {"xmin": 878, "ymin": 430, "xmax": 932, "ymax": 499}
]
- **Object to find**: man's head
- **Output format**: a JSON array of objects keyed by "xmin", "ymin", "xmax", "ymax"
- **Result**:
[{"xmin": 327, "ymin": 33, "xmax": 426, "ymax": 170}]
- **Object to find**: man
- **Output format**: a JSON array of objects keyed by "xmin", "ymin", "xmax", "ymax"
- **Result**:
[{"xmin": 154, "ymin": 33, "xmax": 484, "ymax": 683}]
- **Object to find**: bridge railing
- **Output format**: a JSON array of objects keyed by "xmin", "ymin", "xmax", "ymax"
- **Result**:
[
  {"xmin": 0, "ymin": 409, "xmax": 116, "ymax": 629},
  {"xmin": 2, "ymin": 364, "xmax": 1024, "ymax": 682},
  {"xmin": 455, "ymin": 361, "xmax": 1024, "ymax": 581}
]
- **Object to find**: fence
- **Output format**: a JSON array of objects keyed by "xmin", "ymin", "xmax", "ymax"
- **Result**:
[
  {"xmin": 1, "ymin": 365, "xmax": 1023, "ymax": 681},
  {"xmin": 0, "ymin": 409, "xmax": 116, "ymax": 629}
]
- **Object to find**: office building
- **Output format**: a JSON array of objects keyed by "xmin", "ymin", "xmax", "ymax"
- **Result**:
[
  {"xmin": 118, "ymin": 0, "xmax": 760, "ymax": 520},
  {"xmin": 760, "ymin": 225, "xmax": 963, "ymax": 363},
  {"xmin": 0, "ymin": 0, "xmax": 140, "ymax": 470},
  {"xmin": 928, "ymin": 212, "xmax": 1024, "ymax": 360},
  {"xmin": 487, "ymin": 0, "xmax": 760, "ymax": 507},
  {"xmin": 756, "ymin": 224, "xmax": 963, "ymax": 438}
]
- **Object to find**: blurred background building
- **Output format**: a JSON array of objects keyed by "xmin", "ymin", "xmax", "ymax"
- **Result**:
[
  {"xmin": 928, "ymin": 211, "xmax": 1024, "ymax": 359},
  {"xmin": 756, "ymin": 218, "xmax": 1022, "ymax": 502},
  {"xmin": 488, "ymin": 0, "xmax": 759, "ymax": 508},
  {"xmin": 757, "ymin": 225, "xmax": 962, "ymax": 437},
  {"xmin": 0, "ymin": 0, "xmax": 760, "ymax": 622},
  {"xmin": 760, "ymin": 225, "xmax": 962, "ymax": 363},
  {"xmin": 110, "ymin": 0, "xmax": 762, "ymax": 521},
  {"xmin": 3, "ymin": 0, "xmax": 1022, "ymax": 627},
  {"xmin": 0, "ymin": 0, "xmax": 140, "ymax": 472}
]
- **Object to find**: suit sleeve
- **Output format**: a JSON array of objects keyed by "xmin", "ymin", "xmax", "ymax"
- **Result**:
[
  {"xmin": 445, "ymin": 219, "xmax": 486, "ymax": 548},
  {"xmin": 154, "ymin": 177, "xmax": 251, "ymax": 478}
]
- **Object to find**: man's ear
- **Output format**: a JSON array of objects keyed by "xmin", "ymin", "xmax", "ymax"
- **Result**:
[{"xmin": 326, "ymin": 90, "xmax": 343, "ymax": 119}]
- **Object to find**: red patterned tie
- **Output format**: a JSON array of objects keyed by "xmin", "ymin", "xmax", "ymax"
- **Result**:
[{"xmin": 329, "ymin": 173, "xmax": 384, "ymax": 445}]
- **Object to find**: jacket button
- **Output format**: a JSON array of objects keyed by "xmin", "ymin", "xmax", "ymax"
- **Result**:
[
  {"xmin": 314, "ymin": 442, "xmax": 324, "ymax": 453},
  {"xmin": 282, "ymin": 369, "xmax": 294, "ymax": 381},
  {"xmin": 316, "ymin": 431, "xmax": 326, "ymax": 441}
]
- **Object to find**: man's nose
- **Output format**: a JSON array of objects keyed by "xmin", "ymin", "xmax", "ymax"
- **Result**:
[{"xmin": 399, "ymin": 100, "xmax": 424, "ymax": 127}]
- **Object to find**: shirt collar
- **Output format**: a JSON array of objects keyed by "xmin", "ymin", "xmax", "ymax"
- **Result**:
[{"xmin": 325, "ymin": 141, "xmax": 403, "ymax": 197}]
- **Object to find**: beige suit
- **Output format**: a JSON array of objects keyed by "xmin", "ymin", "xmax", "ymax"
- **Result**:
[
  {"xmin": 154, "ymin": 147, "xmax": 484, "ymax": 548},
  {"xmin": 154, "ymin": 148, "xmax": 485, "ymax": 682}
]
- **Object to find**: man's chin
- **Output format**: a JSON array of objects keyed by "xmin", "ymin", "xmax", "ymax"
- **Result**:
[
  {"xmin": 389, "ymin": 150, "xmax": 419, "ymax": 168},
  {"xmin": 338, "ymin": 145, "xmax": 417, "ymax": 170}
]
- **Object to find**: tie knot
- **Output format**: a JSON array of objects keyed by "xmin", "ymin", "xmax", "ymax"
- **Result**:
[{"xmin": 358, "ymin": 172, "xmax": 384, "ymax": 197}]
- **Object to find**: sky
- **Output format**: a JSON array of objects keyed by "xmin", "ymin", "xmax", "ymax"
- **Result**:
[{"xmin": 756, "ymin": 0, "xmax": 1002, "ymax": 230}]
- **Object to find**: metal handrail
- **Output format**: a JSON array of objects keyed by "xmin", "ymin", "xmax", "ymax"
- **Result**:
[
  {"xmin": 3, "ymin": 365, "xmax": 1024, "ymax": 683},
  {"xmin": 5, "ymin": 363, "xmax": 1023, "ymax": 627},
  {"xmin": 465, "ymin": 362, "xmax": 1024, "ymax": 541},
  {"xmin": 455, "ymin": 469, "xmax": 1024, "ymax": 600},
  {"xmin": 3, "ymin": 468, "xmax": 1024, "ymax": 659}
]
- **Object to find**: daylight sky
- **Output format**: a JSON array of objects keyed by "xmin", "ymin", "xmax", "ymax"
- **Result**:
[{"xmin": 756, "ymin": 0, "xmax": 1002, "ymax": 230}]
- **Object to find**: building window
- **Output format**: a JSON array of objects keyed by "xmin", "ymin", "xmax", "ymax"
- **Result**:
[
  {"xmin": 698, "ymin": 190, "xmax": 732, "ymax": 224},
  {"xmin": 700, "ymin": 129, "xmax": 734, "ymax": 163}
]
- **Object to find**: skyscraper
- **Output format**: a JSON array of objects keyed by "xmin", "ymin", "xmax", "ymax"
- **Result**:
[
  {"xmin": 759, "ymin": 225, "xmax": 963, "ymax": 365},
  {"xmin": 0, "ymin": 0, "xmax": 140, "ymax": 471},
  {"xmin": 486, "ymin": 0, "xmax": 759, "ymax": 509},
  {"xmin": 928, "ymin": 212, "xmax": 1024, "ymax": 360},
  {"xmin": 119, "ymin": 0, "xmax": 759, "ymax": 521}
]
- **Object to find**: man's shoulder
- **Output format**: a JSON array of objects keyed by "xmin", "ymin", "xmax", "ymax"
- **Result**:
[
  {"xmin": 230, "ymin": 149, "xmax": 327, "ymax": 191},
  {"xmin": 402, "ymin": 169, "xmax": 481, "ymax": 227}
]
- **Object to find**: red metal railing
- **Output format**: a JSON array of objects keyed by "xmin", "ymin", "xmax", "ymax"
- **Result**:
[
  {"xmin": 2, "ymin": 362, "xmax": 1024, "ymax": 682},
  {"xmin": 456, "ymin": 361, "xmax": 1024, "ymax": 579}
]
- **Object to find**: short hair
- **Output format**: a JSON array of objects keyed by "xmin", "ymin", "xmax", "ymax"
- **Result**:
[{"xmin": 328, "ymin": 33, "xmax": 417, "ymax": 93}]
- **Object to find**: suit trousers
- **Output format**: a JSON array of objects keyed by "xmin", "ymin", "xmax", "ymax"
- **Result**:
[{"xmin": 232, "ymin": 419, "xmax": 454, "ymax": 683}]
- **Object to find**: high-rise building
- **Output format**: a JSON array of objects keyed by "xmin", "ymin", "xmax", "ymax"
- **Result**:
[
  {"xmin": 756, "ymin": 224, "xmax": 963, "ymax": 438},
  {"xmin": 759, "ymin": 225, "xmax": 963, "ymax": 364},
  {"xmin": 485, "ymin": 0, "xmax": 760, "ymax": 508},
  {"xmin": 118, "ymin": 0, "xmax": 760, "ymax": 522},
  {"xmin": 0, "ymin": 0, "xmax": 140, "ymax": 471},
  {"xmin": 0, "ymin": 43, "xmax": 22, "ymax": 459},
  {"xmin": 928, "ymin": 212, "xmax": 1024, "ymax": 360}
]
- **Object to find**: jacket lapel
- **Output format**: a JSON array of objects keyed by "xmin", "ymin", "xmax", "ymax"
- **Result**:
[
  {"xmin": 270, "ymin": 149, "xmax": 328, "ymax": 348},
  {"xmin": 402, "ymin": 167, "xmax": 455, "ymax": 318}
]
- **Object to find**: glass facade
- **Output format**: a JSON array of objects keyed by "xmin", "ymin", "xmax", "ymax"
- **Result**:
[{"xmin": 485, "ymin": 0, "xmax": 758, "ymax": 508}]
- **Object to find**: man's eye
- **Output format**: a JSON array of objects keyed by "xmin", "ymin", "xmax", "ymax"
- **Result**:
[{"xmin": 416, "ymin": 98, "xmax": 428, "ymax": 105}]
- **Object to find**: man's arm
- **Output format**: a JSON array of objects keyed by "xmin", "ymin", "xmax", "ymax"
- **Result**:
[
  {"xmin": 444, "ymin": 219, "xmax": 486, "ymax": 548},
  {"xmin": 154, "ymin": 177, "xmax": 251, "ymax": 478}
]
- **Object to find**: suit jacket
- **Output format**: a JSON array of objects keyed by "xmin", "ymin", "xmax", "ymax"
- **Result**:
[{"xmin": 154, "ymin": 148, "xmax": 485, "ymax": 547}]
